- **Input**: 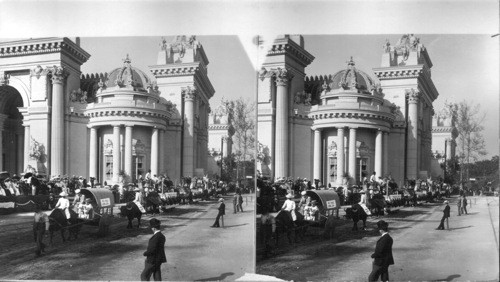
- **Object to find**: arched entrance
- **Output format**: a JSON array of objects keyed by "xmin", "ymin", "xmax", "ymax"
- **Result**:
[{"xmin": 0, "ymin": 84, "xmax": 24, "ymax": 174}]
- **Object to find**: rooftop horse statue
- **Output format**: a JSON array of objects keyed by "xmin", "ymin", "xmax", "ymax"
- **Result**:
[
  {"xmin": 120, "ymin": 201, "xmax": 142, "ymax": 229},
  {"xmin": 48, "ymin": 208, "xmax": 83, "ymax": 244}
]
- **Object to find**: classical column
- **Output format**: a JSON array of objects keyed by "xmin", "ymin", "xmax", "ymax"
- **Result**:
[
  {"xmin": 182, "ymin": 86, "xmax": 196, "ymax": 177},
  {"xmin": 383, "ymin": 132, "xmax": 389, "ymax": 177},
  {"xmin": 375, "ymin": 129, "xmax": 383, "ymax": 178},
  {"xmin": 348, "ymin": 127, "xmax": 357, "ymax": 182},
  {"xmin": 406, "ymin": 89, "xmax": 419, "ymax": 179},
  {"xmin": 159, "ymin": 129, "xmax": 165, "ymax": 175},
  {"xmin": 16, "ymin": 132, "xmax": 24, "ymax": 173},
  {"xmin": 112, "ymin": 125, "xmax": 121, "ymax": 183},
  {"xmin": 89, "ymin": 127, "xmax": 98, "ymax": 179},
  {"xmin": 274, "ymin": 68, "xmax": 292, "ymax": 179},
  {"xmin": 50, "ymin": 66, "xmax": 68, "ymax": 176},
  {"xmin": 151, "ymin": 127, "xmax": 159, "ymax": 176},
  {"xmin": 313, "ymin": 129, "xmax": 322, "ymax": 182},
  {"xmin": 336, "ymin": 127, "xmax": 345, "ymax": 185},
  {"xmin": 124, "ymin": 126, "xmax": 133, "ymax": 179},
  {"xmin": 24, "ymin": 125, "xmax": 30, "ymax": 169},
  {"xmin": 445, "ymin": 138, "xmax": 452, "ymax": 160}
]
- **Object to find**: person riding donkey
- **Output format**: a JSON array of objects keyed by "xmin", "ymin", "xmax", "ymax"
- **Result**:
[{"xmin": 281, "ymin": 193, "xmax": 297, "ymax": 225}]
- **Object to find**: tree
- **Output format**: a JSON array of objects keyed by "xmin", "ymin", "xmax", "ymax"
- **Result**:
[
  {"xmin": 445, "ymin": 100, "xmax": 487, "ymax": 185},
  {"xmin": 223, "ymin": 98, "xmax": 256, "ymax": 185}
]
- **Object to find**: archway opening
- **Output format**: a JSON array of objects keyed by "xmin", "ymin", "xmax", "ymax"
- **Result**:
[{"xmin": 0, "ymin": 84, "xmax": 24, "ymax": 174}]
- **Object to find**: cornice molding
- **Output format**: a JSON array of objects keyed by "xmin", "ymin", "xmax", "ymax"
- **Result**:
[
  {"xmin": 0, "ymin": 38, "xmax": 91, "ymax": 65},
  {"xmin": 373, "ymin": 67, "xmax": 423, "ymax": 79},
  {"xmin": 265, "ymin": 38, "xmax": 315, "ymax": 67}
]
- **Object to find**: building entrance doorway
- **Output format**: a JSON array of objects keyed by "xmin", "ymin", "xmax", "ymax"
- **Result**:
[{"xmin": 0, "ymin": 84, "xmax": 24, "ymax": 174}]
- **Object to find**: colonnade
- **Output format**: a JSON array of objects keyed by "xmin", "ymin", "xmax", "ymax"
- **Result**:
[
  {"xmin": 313, "ymin": 127, "xmax": 390, "ymax": 185},
  {"xmin": 88, "ymin": 124, "xmax": 165, "ymax": 184}
]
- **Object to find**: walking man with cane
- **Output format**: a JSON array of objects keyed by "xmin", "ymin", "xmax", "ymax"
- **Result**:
[{"xmin": 436, "ymin": 200, "xmax": 451, "ymax": 230}]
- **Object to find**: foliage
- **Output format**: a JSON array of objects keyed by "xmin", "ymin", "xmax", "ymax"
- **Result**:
[{"xmin": 445, "ymin": 100, "xmax": 487, "ymax": 182}]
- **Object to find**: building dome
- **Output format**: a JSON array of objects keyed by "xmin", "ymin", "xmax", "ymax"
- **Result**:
[
  {"xmin": 106, "ymin": 54, "xmax": 153, "ymax": 92},
  {"xmin": 328, "ymin": 57, "xmax": 377, "ymax": 93}
]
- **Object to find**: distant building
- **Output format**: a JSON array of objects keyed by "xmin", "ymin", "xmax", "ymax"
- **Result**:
[
  {"xmin": 258, "ymin": 34, "xmax": 443, "ymax": 186},
  {"xmin": 0, "ymin": 36, "xmax": 215, "ymax": 184}
]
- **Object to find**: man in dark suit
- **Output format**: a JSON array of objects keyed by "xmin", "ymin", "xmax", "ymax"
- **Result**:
[
  {"xmin": 436, "ymin": 200, "xmax": 451, "ymax": 230},
  {"xmin": 141, "ymin": 218, "xmax": 166, "ymax": 281},
  {"xmin": 211, "ymin": 198, "xmax": 225, "ymax": 228},
  {"xmin": 369, "ymin": 220, "xmax": 394, "ymax": 282}
]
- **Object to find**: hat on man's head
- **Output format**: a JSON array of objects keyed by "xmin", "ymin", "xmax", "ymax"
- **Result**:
[
  {"xmin": 218, "ymin": 198, "xmax": 224, "ymax": 202},
  {"xmin": 376, "ymin": 220, "xmax": 389, "ymax": 230},
  {"xmin": 286, "ymin": 193, "xmax": 293, "ymax": 199},
  {"xmin": 75, "ymin": 189, "xmax": 81, "ymax": 194},
  {"xmin": 444, "ymin": 200, "xmax": 449, "ymax": 204},
  {"xmin": 60, "ymin": 191, "xmax": 68, "ymax": 197},
  {"xmin": 149, "ymin": 218, "xmax": 161, "ymax": 229},
  {"xmin": 134, "ymin": 187, "xmax": 141, "ymax": 192},
  {"xmin": 301, "ymin": 191, "xmax": 307, "ymax": 196}
]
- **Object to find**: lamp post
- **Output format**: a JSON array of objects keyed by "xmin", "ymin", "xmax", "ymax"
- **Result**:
[{"xmin": 220, "ymin": 137, "xmax": 224, "ymax": 180}]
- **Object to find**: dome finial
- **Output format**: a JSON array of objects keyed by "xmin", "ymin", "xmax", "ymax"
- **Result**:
[
  {"xmin": 347, "ymin": 56, "xmax": 355, "ymax": 66},
  {"xmin": 123, "ymin": 54, "xmax": 131, "ymax": 65}
]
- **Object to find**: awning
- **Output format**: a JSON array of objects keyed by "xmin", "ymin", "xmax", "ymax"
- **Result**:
[{"xmin": 305, "ymin": 190, "xmax": 341, "ymax": 211}]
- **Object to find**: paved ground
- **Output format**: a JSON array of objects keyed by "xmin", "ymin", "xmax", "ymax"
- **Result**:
[
  {"xmin": 257, "ymin": 196, "xmax": 499, "ymax": 282},
  {"xmin": 0, "ymin": 193, "xmax": 255, "ymax": 281}
]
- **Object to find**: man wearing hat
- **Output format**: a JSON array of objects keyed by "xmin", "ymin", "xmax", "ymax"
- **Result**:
[
  {"xmin": 141, "ymin": 218, "xmax": 166, "ymax": 281},
  {"xmin": 211, "ymin": 198, "xmax": 225, "ymax": 228},
  {"xmin": 281, "ymin": 193, "xmax": 297, "ymax": 222},
  {"xmin": 33, "ymin": 204, "xmax": 49, "ymax": 257},
  {"xmin": 369, "ymin": 220, "xmax": 394, "ymax": 282},
  {"xmin": 55, "ymin": 191, "xmax": 71, "ymax": 221},
  {"xmin": 436, "ymin": 200, "xmax": 451, "ymax": 230}
]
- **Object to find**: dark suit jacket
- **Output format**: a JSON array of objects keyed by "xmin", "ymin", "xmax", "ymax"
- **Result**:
[
  {"xmin": 218, "ymin": 202, "xmax": 225, "ymax": 215},
  {"xmin": 143, "ymin": 231, "xmax": 167, "ymax": 265},
  {"xmin": 443, "ymin": 205, "xmax": 450, "ymax": 218},
  {"xmin": 371, "ymin": 233, "xmax": 394, "ymax": 266}
]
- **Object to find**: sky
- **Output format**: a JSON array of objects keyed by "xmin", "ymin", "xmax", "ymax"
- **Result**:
[
  {"xmin": 78, "ymin": 36, "xmax": 257, "ymax": 106},
  {"xmin": 0, "ymin": 0, "xmax": 498, "ymax": 159}
]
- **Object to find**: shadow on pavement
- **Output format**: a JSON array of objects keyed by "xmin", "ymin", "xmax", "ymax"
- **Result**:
[
  {"xmin": 432, "ymin": 274, "xmax": 461, "ymax": 281},
  {"xmin": 224, "ymin": 223, "xmax": 249, "ymax": 228},
  {"xmin": 195, "ymin": 272, "xmax": 234, "ymax": 281},
  {"xmin": 448, "ymin": 225, "xmax": 473, "ymax": 231}
]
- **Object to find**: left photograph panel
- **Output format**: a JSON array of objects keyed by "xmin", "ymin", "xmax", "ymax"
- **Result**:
[{"xmin": 0, "ymin": 36, "xmax": 256, "ymax": 280}]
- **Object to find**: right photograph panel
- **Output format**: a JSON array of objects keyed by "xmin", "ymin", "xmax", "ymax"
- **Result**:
[{"xmin": 255, "ymin": 34, "xmax": 499, "ymax": 281}]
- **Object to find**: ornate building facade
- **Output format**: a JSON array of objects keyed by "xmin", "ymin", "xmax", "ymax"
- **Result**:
[
  {"xmin": 257, "ymin": 35, "xmax": 441, "ymax": 186},
  {"xmin": 0, "ymin": 36, "xmax": 214, "ymax": 184}
]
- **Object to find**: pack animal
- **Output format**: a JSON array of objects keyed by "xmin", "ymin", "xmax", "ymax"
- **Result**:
[
  {"xmin": 274, "ymin": 210, "xmax": 308, "ymax": 245},
  {"xmin": 48, "ymin": 208, "xmax": 83, "ymax": 244},
  {"xmin": 120, "ymin": 202, "xmax": 142, "ymax": 229},
  {"xmin": 344, "ymin": 203, "xmax": 367, "ymax": 231}
]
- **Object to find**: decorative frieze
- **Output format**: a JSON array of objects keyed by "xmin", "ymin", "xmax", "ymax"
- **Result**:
[
  {"xmin": 374, "ymin": 68, "xmax": 422, "ymax": 79},
  {"xmin": 150, "ymin": 65, "xmax": 200, "ymax": 77}
]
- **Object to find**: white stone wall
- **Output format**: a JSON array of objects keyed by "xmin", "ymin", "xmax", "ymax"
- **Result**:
[
  {"xmin": 291, "ymin": 122, "xmax": 312, "ymax": 179},
  {"xmin": 66, "ymin": 118, "xmax": 88, "ymax": 177}
]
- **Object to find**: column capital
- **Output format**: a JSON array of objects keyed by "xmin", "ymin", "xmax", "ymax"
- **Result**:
[
  {"xmin": 274, "ymin": 68, "xmax": 294, "ymax": 86},
  {"xmin": 405, "ymin": 88, "xmax": 420, "ymax": 104},
  {"xmin": 49, "ymin": 66, "xmax": 69, "ymax": 85},
  {"xmin": 182, "ymin": 85, "xmax": 197, "ymax": 101}
]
